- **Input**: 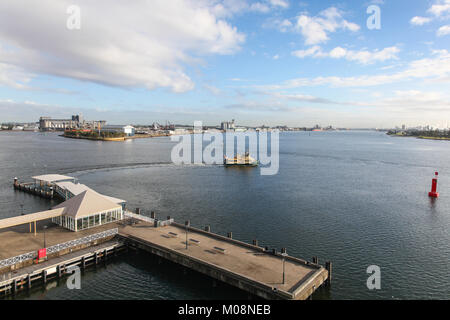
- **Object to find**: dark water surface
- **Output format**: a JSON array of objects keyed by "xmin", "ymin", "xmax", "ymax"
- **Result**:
[{"xmin": 0, "ymin": 131, "xmax": 449, "ymax": 300}]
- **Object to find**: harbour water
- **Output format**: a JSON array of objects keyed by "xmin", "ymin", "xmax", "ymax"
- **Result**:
[{"xmin": 0, "ymin": 131, "xmax": 449, "ymax": 299}]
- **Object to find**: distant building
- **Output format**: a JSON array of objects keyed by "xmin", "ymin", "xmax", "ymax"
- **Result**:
[
  {"xmin": 101, "ymin": 125, "xmax": 135, "ymax": 136},
  {"xmin": 221, "ymin": 119, "xmax": 236, "ymax": 131},
  {"xmin": 39, "ymin": 115, "xmax": 106, "ymax": 131}
]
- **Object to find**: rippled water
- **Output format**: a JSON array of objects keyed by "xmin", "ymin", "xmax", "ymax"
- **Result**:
[{"xmin": 0, "ymin": 131, "xmax": 449, "ymax": 299}]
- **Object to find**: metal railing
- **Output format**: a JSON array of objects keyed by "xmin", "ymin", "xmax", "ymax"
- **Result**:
[
  {"xmin": 0, "ymin": 228, "xmax": 118, "ymax": 268},
  {"xmin": 46, "ymin": 228, "xmax": 118, "ymax": 254},
  {"xmin": 0, "ymin": 251, "xmax": 37, "ymax": 268},
  {"xmin": 123, "ymin": 210, "xmax": 174, "ymax": 227},
  {"xmin": 124, "ymin": 211, "xmax": 155, "ymax": 224}
]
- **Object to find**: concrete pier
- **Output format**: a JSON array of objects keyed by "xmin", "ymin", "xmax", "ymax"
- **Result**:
[{"xmin": 119, "ymin": 221, "xmax": 329, "ymax": 300}]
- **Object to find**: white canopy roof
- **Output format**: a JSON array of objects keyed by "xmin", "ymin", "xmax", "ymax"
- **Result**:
[
  {"xmin": 32, "ymin": 174, "xmax": 75, "ymax": 183},
  {"xmin": 55, "ymin": 181, "xmax": 126, "ymax": 204},
  {"xmin": 0, "ymin": 208, "xmax": 65, "ymax": 230},
  {"xmin": 53, "ymin": 190, "xmax": 121, "ymax": 218}
]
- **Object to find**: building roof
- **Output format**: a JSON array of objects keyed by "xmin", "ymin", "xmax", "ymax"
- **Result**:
[
  {"xmin": 0, "ymin": 208, "xmax": 65, "ymax": 230},
  {"xmin": 32, "ymin": 174, "xmax": 75, "ymax": 183},
  {"xmin": 53, "ymin": 190, "xmax": 121, "ymax": 219},
  {"xmin": 55, "ymin": 181, "xmax": 126, "ymax": 204}
]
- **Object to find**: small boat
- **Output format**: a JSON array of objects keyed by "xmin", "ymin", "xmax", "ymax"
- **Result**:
[{"xmin": 224, "ymin": 152, "xmax": 259, "ymax": 167}]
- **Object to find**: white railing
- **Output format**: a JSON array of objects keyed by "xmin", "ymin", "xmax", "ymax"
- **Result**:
[
  {"xmin": 124, "ymin": 211, "xmax": 155, "ymax": 224},
  {"xmin": 123, "ymin": 210, "xmax": 173, "ymax": 227},
  {"xmin": 0, "ymin": 251, "xmax": 37, "ymax": 268},
  {"xmin": 0, "ymin": 228, "xmax": 118, "ymax": 268},
  {"xmin": 46, "ymin": 228, "xmax": 118, "ymax": 254}
]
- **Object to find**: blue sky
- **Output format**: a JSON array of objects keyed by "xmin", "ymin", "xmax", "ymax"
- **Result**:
[{"xmin": 0, "ymin": 0, "xmax": 450, "ymax": 128}]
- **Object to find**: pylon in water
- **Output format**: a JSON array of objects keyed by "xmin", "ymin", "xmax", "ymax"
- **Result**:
[{"xmin": 428, "ymin": 172, "xmax": 439, "ymax": 198}]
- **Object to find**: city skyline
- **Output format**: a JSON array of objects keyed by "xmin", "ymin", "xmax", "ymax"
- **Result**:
[{"xmin": 1, "ymin": 0, "xmax": 450, "ymax": 128}]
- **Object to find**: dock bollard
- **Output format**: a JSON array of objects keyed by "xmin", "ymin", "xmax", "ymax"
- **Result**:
[
  {"xmin": 205, "ymin": 225, "xmax": 211, "ymax": 232},
  {"xmin": 227, "ymin": 232, "xmax": 233, "ymax": 239},
  {"xmin": 325, "ymin": 261, "xmax": 332, "ymax": 286}
]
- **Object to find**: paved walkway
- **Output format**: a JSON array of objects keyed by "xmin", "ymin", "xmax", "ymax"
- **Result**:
[{"xmin": 120, "ymin": 222, "xmax": 319, "ymax": 294}]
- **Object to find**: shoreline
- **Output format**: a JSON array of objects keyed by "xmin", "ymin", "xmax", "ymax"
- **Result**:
[
  {"xmin": 387, "ymin": 133, "xmax": 450, "ymax": 141},
  {"xmin": 61, "ymin": 132, "xmax": 171, "ymax": 141}
]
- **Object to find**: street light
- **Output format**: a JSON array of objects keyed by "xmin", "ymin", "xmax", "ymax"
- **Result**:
[
  {"xmin": 185, "ymin": 220, "xmax": 190, "ymax": 250},
  {"xmin": 281, "ymin": 248, "xmax": 287, "ymax": 285},
  {"xmin": 43, "ymin": 225, "xmax": 48, "ymax": 248}
]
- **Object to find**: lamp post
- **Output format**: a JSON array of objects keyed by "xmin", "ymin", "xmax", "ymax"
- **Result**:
[
  {"xmin": 281, "ymin": 248, "xmax": 287, "ymax": 285},
  {"xmin": 185, "ymin": 220, "xmax": 190, "ymax": 250},
  {"xmin": 43, "ymin": 225, "xmax": 48, "ymax": 248}
]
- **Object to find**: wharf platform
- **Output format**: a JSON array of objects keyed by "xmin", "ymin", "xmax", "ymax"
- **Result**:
[
  {"xmin": 119, "ymin": 220, "xmax": 330, "ymax": 300},
  {"xmin": 1, "ymin": 208, "xmax": 330, "ymax": 300}
]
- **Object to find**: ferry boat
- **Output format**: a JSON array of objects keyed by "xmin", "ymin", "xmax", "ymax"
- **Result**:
[{"xmin": 223, "ymin": 152, "xmax": 259, "ymax": 167}]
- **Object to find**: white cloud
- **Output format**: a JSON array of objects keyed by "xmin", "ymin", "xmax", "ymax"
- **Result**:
[
  {"xmin": 0, "ymin": 0, "xmax": 246, "ymax": 93},
  {"xmin": 410, "ymin": 16, "xmax": 432, "ymax": 26},
  {"xmin": 437, "ymin": 24, "xmax": 450, "ymax": 36},
  {"xmin": 292, "ymin": 46, "xmax": 400, "ymax": 64},
  {"xmin": 212, "ymin": 0, "xmax": 288, "ymax": 17},
  {"xmin": 261, "ymin": 50, "xmax": 450, "ymax": 89},
  {"xmin": 428, "ymin": 0, "xmax": 450, "ymax": 17},
  {"xmin": 277, "ymin": 7, "xmax": 359, "ymax": 45},
  {"xmin": 203, "ymin": 84, "xmax": 222, "ymax": 95},
  {"xmin": 268, "ymin": 0, "xmax": 289, "ymax": 8}
]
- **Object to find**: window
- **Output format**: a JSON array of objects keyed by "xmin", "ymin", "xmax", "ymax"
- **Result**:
[
  {"xmin": 101, "ymin": 213, "xmax": 106, "ymax": 224},
  {"xmin": 94, "ymin": 214, "xmax": 100, "ymax": 226},
  {"xmin": 77, "ymin": 219, "xmax": 82, "ymax": 230},
  {"xmin": 89, "ymin": 215, "xmax": 94, "ymax": 227}
]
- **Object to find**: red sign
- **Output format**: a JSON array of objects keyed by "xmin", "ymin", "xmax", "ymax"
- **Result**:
[{"xmin": 38, "ymin": 248, "xmax": 47, "ymax": 259}]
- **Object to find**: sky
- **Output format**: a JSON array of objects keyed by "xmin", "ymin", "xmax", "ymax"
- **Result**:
[{"xmin": 0, "ymin": 0, "xmax": 450, "ymax": 128}]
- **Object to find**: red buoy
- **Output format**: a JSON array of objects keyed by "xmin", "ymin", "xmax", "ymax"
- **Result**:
[{"xmin": 428, "ymin": 172, "xmax": 439, "ymax": 198}]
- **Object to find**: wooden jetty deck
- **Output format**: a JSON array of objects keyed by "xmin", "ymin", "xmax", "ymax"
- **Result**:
[{"xmin": 0, "ymin": 241, "xmax": 123, "ymax": 296}]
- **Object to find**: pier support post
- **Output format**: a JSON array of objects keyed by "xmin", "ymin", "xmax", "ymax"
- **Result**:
[
  {"xmin": 325, "ymin": 261, "xmax": 332, "ymax": 286},
  {"xmin": 104, "ymin": 249, "xmax": 108, "ymax": 264},
  {"xmin": 185, "ymin": 220, "xmax": 190, "ymax": 250},
  {"xmin": 57, "ymin": 265, "xmax": 62, "ymax": 278},
  {"xmin": 252, "ymin": 239, "xmax": 258, "ymax": 246},
  {"xmin": 95, "ymin": 252, "xmax": 98, "ymax": 265},
  {"xmin": 227, "ymin": 232, "xmax": 233, "ymax": 239},
  {"xmin": 205, "ymin": 225, "xmax": 211, "ymax": 232},
  {"xmin": 81, "ymin": 256, "xmax": 85, "ymax": 270},
  {"xmin": 27, "ymin": 275, "xmax": 31, "ymax": 289},
  {"xmin": 42, "ymin": 270, "xmax": 47, "ymax": 284},
  {"xmin": 13, "ymin": 279, "xmax": 17, "ymax": 294}
]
